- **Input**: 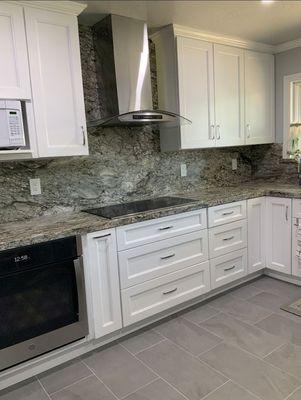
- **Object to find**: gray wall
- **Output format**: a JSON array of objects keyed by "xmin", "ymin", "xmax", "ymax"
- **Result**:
[{"xmin": 275, "ymin": 46, "xmax": 301, "ymax": 143}]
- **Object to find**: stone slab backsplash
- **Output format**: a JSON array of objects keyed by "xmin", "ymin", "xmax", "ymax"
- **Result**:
[{"xmin": 0, "ymin": 25, "xmax": 297, "ymax": 224}]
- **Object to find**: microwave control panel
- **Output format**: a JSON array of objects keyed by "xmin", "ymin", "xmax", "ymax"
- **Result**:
[{"xmin": 0, "ymin": 100, "xmax": 26, "ymax": 148}]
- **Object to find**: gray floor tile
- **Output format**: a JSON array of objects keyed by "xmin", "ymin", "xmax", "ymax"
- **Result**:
[
  {"xmin": 124, "ymin": 378, "xmax": 186, "ymax": 400},
  {"xmin": 182, "ymin": 305, "xmax": 220, "ymax": 324},
  {"xmin": 39, "ymin": 360, "xmax": 92, "ymax": 394},
  {"xmin": 264, "ymin": 343, "xmax": 301, "ymax": 380},
  {"xmin": 155, "ymin": 317, "xmax": 222, "ymax": 355},
  {"xmin": 121, "ymin": 329, "xmax": 164, "ymax": 354},
  {"xmin": 277, "ymin": 308, "xmax": 301, "ymax": 323},
  {"xmin": 201, "ymin": 312, "xmax": 284, "ymax": 357},
  {"xmin": 137, "ymin": 339, "xmax": 227, "ymax": 400},
  {"xmin": 208, "ymin": 293, "xmax": 271, "ymax": 324},
  {"xmin": 250, "ymin": 277, "xmax": 301, "ymax": 301},
  {"xmin": 287, "ymin": 387, "xmax": 301, "ymax": 400},
  {"xmin": 247, "ymin": 291, "xmax": 291, "ymax": 312},
  {"xmin": 230, "ymin": 282, "xmax": 265, "ymax": 300},
  {"xmin": 200, "ymin": 342, "xmax": 300, "ymax": 400},
  {"xmin": 203, "ymin": 380, "xmax": 258, "ymax": 400},
  {"xmin": 256, "ymin": 313, "xmax": 301, "ymax": 346},
  {"xmin": 83, "ymin": 344, "xmax": 156, "ymax": 398},
  {"xmin": 0, "ymin": 380, "xmax": 48, "ymax": 400},
  {"xmin": 50, "ymin": 375, "xmax": 116, "ymax": 400}
]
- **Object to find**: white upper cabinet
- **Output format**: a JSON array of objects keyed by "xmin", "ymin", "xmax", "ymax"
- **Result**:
[
  {"xmin": 245, "ymin": 51, "xmax": 275, "ymax": 144},
  {"xmin": 177, "ymin": 37, "xmax": 215, "ymax": 148},
  {"xmin": 0, "ymin": 3, "xmax": 31, "ymax": 99},
  {"xmin": 214, "ymin": 44, "xmax": 245, "ymax": 147},
  {"xmin": 25, "ymin": 7, "xmax": 88, "ymax": 157}
]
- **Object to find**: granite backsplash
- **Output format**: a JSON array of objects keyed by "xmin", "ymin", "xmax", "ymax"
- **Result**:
[{"xmin": 0, "ymin": 25, "xmax": 298, "ymax": 224}]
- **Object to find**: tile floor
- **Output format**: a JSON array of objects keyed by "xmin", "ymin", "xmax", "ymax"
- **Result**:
[{"xmin": 1, "ymin": 276, "xmax": 301, "ymax": 400}]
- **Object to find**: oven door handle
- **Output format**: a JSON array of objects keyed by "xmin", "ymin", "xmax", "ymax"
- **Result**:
[{"xmin": 73, "ymin": 256, "xmax": 88, "ymax": 327}]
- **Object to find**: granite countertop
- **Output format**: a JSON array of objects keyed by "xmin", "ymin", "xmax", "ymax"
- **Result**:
[{"xmin": 1, "ymin": 180, "xmax": 301, "ymax": 251}]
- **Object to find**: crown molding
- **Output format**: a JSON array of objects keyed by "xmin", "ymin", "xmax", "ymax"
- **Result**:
[
  {"xmin": 274, "ymin": 37, "xmax": 301, "ymax": 54},
  {"xmin": 6, "ymin": 1, "xmax": 87, "ymax": 16}
]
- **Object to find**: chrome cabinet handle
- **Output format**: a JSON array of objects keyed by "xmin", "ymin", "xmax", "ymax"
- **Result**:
[
  {"xmin": 81, "ymin": 126, "xmax": 86, "ymax": 145},
  {"xmin": 210, "ymin": 124, "xmax": 215, "ymax": 140},
  {"xmin": 224, "ymin": 265, "xmax": 236, "ymax": 272},
  {"xmin": 222, "ymin": 211, "xmax": 234, "ymax": 216},
  {"xmin": 93, "ymin": 233, "xmax": 111, "ymax": 239},
  {"xmin": 285, "ymin": 206, "xmax": 288, "ymax": 221},
  {"xmin": 162, "ymin": 288, "xmax": 178, "ymax": 295},
  {"xmin": 294, "ymin": 218, "xmax": 300, "ymax": 227},
  {"xmin": 216, "ymin": 125, "xmax": 221, "ymax": 140},
  {"xmin": 158, "ymin": 226, "xmax": 173, "ymax": 231},
  {"xmin": 246, "ymin": 124, "xmax": 251, "ymax": 138},
  {"xmin": 222, "ymin": 236, "xmax": 234, "ymax": 241},
  {"xmin": 161, "ymin": 253, "xmax": 175, "ymax": 260}
]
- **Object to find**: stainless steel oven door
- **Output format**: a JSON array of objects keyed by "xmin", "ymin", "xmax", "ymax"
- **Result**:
[{"xmin": 0, "ymin": 256, "xmax": 88, "ymax": 371}]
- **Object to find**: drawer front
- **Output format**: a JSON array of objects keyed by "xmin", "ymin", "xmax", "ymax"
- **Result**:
[
  {"xmin": 210, "ymin": 249, "xmax": 247, "ymax": 289},
  {"xmin": 121, "ymin": 262, "xmax": 210, "ymax": 326},
  {"xmin": 116, "ymin": 209, "xmax": 207, "ymax": 250},
  {"xmin": 209, "ymin": 220, "xmax": 247, "ymax": 258},
  {"xmin": 208, "ymin": 200, "xmax": 246, "ymax": 227},
  {"xmin": 119, "ymin": 230, "xmax": 209, "ymax": 288}
]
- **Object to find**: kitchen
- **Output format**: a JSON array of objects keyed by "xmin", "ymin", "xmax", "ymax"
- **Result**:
[{"xmin": 1, "ymin": 0, "xmax": 301, "ymax": 399}]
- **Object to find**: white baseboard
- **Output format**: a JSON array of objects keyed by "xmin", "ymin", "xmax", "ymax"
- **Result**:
[{"xmin": 264, "ymin": 269, "xmax": 301, "ymax": 286}]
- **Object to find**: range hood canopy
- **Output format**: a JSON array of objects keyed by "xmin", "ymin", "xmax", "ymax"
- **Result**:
[{"xmin": 89, "ymin": 14, "xmax": 191, "ymax": 128}]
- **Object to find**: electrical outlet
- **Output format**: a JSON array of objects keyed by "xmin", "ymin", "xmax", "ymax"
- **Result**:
[
  {"xmin": 29, "ymin": 178, "xmax": 41, "ymax": 195},
  {"xmin": 232, "ymin": 158, "xmax": 238, "ymax": 171},
  {"xmin": 180, "ymin": 163, "xmax": 187, "ymax": 177}
]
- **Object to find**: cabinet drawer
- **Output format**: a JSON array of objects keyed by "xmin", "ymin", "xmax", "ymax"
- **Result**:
[
  {"xmin": 210, "ymin": 249, "xmax": 247, "ymax": 289},
  {"xmin": 119, "ymin": 231, "xmax": 209, "ymax": 288},
  {"xmin": 121, "ymin": 262, "xmax": 210, "ymax": 326},
  {"xmin": 208, "ymin": 201, "xmax": 246, "ymax": 227},
  {"xmin": 116, "ymin": 209, "xmax": 207, "ymax": 250},
  {"xmin": 209, "ymin": 220, "xmax": 247, "ymax": 258}
]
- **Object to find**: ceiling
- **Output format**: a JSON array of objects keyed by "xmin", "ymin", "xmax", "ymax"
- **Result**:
[{"xmin": 77, "ymin": 0, "xmax": 301, "ymax": 46}]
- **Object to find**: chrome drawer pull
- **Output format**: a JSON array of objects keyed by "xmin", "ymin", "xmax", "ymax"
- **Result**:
[
  {"xmin": 222, "ymin": 236, "xmax": 234, "ymax": 241},
  {"xmin": 161, "ymin": 253, "xmax": 175, "ymax": 260},
  {"xmin": 93, "ymin": 233, "xmax": 111, "ymax": 239},
  {"xmin": 162, "ymin": 288, "xmax": 178, "ymax": 295},
  {"xmin": 222, "ymin": 211, "xmax": 234, "ymax": 216},
  {"xmin": 158, "ymin": 226, "xmax": 173, "ymax": 231},
  {"xmin": 224, "ymin": 265, "xmax": 236, "ymax": 272}
]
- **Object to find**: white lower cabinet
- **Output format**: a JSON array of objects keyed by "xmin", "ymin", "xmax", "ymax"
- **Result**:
[
  {"xmin": 121, "ymin": 262, "xmax": 210, "ymax": 326},
  {"xmin": 247, "ymin": 197, "xmax": 266, "ymax": 272},
  {"xmin": 266, "ymin": 197, "xmax": 292, "ymax": 274},
  {"xmin": 209, "ymin": 220, "xmax": 247, "ymax": 258},
  {"xmin": 85, "ymin": 229, "xmax": 122, "ymax": 338},
  {"xmin": 210, "ymin": 249, "xmax": 247, "ymax": 289}
]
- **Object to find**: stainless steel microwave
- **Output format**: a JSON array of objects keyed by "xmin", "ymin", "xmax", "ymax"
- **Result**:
[{"xmin": 0, "ymin": 100, "xmax": 26, "ymax": 148}]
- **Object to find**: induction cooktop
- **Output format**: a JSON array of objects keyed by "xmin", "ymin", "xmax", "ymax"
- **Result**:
[{"xmin": 83, "ymin": 196, "xmax": 197, "ymax": 219}]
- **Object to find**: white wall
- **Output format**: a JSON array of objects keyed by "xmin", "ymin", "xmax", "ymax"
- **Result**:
[{"xmin": 275, "ymin": 46, "xmax": 301, "ymax": 143}]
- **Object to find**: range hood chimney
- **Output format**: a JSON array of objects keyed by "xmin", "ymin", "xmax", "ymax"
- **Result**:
[{"xmin": 89, "ymin": 15, "xmax": 191, "ymax": 128}]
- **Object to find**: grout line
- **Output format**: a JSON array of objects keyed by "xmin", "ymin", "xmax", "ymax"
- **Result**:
[
  {"xmin": 199, "ymin": 379, "xmax": 230, "ymax": 400},
  {"xmin": 118, "ymin": 377, "xmax": 160, "ymax": 400},
  {"xmin": 133, "ymin": 339, "xmax": 168, "ymax": 355},
  {"xmin": 81, "ymin": 361, "xmax": 120, "ymax": 400},
  {"xmin": 36, "ymin": 377, "xmax": 52, "ymax": 400},
  {"xmin": 47, "ymin": 374, "xmax": 94, "ymax": 396},
  {"xmin": 181, "ymin": 311, "xmax": 221, "ymax": 326},
  {"xmin": 228, "ymin": 379, "xmax": 264, "ymax": 400},
  {"xmin": 262, "ymin": 342, "xmax": 287, "ymax": 359},
  {"xmin": 251, "ymin": 311, "xmax": 275, "ymax": 325},
  {"xmin": 284, "ymin": 382, "xmax": 301, "ymax": 400}
]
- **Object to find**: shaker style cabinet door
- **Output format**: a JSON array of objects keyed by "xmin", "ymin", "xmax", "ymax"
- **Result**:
[
  {"xmin": 0, "ymin": 3, "xmax": 31, "ymax": 99},
  {"xmin": 177, "ymin": 37, "xmax": 215, "ymax": 148},
  {"xmin": 245, "ymin": 51, "xmax": 274, "ymax": 145},
  {"xmin": 247, "ymin": 197, "xmax": 266, "ymax": 273},
  {"xmin": 214, "ymin": 44, "xmax": 245, "ymax": 147},
  {"xmin": 24, "ymin": 7, "xmax": 88, "ymax": 157},
  {"xmin": 86, "ymin": 229, "xmax": 122, "ymax": 338},
  {"xmin": 266, "ymin": 197, "xmax": 292, "ymax": 274}
]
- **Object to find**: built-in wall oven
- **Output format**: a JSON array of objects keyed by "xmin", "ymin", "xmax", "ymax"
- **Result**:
[{"xmin": 0, "ymin": 236, "xmax": 88, "ymax": 371}]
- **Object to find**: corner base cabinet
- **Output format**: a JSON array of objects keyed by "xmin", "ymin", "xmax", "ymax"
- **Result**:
[
  {"xmin": 266, "ymin": 197, "xmax": 292, "ymax": 274},
  {"xmin": 84, "ymin": 229, "xmax": 122, "ymax": 339}
]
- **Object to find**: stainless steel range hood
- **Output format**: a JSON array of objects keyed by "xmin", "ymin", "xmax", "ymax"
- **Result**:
[{"xmin": 89, "ymin": 15, "xmax": 191, "ymax": 128}]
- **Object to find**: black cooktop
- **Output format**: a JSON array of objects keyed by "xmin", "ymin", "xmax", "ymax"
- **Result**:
[{"xmin": 83, "ymin": 196, "xmax": 197, "ymax": 219}]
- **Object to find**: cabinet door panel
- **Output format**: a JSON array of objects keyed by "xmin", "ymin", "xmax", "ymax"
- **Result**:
[
  {"xmin": 245, "ymin": 51, "xmax": 274, "ymax": 144},
  {"xmin": 247, "ymin": 197, "xmax": 266, "ymax": 272},
  {"xmin": 25, "ymin": 8, "xmax": 88, "ymax": 157},
  {"xmin": 0, "ymin": 3, "xmax": 31, "ymax": 99},
  {"xmin": 214, "ymin": 44, "xmax": 245, "ymax": 146},
  {"xmin": 266, "ymin": 197, "xmax": 291, "ymax": 274},
  {"xmin": 86, "ymin": 229, "xmax": 122, "ymax": 338},
  {"xmin": 177, "ymin": 37, "xmax": 215, "ymax": 148}
]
